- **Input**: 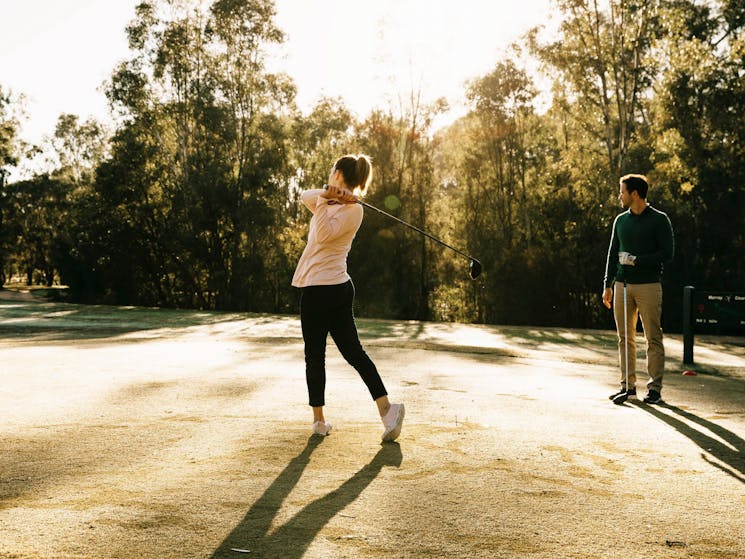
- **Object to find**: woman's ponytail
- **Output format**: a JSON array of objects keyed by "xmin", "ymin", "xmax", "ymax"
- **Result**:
[{"xmin": 334, "ymin": 153, "xmax": 373, "ymax": 196}]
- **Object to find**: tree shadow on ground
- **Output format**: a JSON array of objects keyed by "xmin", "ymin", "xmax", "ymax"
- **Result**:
[
  {"xmin": 633, "ymin": 401, "xmax": 745, "ymax": 484},
  {"xmin": 355, "ymin": 318, "xmax": 616, "ymax": 352},
  {"xmin": 210, "ymin": 438, "xmax": 403, "ymax": 559},
  {"xmin": 0, "ymin": 297, "xmax": 287, "ymax": 343}
]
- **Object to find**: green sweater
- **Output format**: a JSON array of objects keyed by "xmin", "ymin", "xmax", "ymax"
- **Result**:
[{"xmin": 604, "ymin": 205, "xmax": 674, "ymax": 288}]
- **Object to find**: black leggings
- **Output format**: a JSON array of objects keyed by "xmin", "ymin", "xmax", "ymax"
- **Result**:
[{"xmin": 300, "ymin": 280, "xmax": 387, "ymax": 407}]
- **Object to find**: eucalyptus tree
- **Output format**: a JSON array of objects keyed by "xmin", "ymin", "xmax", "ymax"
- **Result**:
[
  {"xmin": 290, "ymin": 96, "xmax": 356, "ymax": 201},
  {"xmin": 465, "ymin": 59, "xmax": 538, "ymax": 250},
  {"xmin": 51, "ymin": 114, "xmax": 108, "ymax": 186},
  {"xmin": 353, "ymin": 94, "xmax": 448, "ymax": 321},
  {"xmin": 208, "ymin": 0, "xmax": 297, "ymax": 310},
  {"xmin": 0, "ymin": 86, "xmax": 20, "ymax": 183},
  {"xmin": 522, "ymin": 1, "xmax": 663, "ymax": 326},
  {"xmin": 0, "ymin": 86, "xmax": 21, "ymax": 285},
  {"xmin": 2, "ymin": 176, "xmax": 70, "ymax": 286},
  {"xmin": 649, "ymin": 0, "xmax": 745, "ymax": 299},
  {"xmin": 441, "ymin": 59, "xmax": 553, "ymax": 325},
  {"xmin": 530, "ymin": 0, "xmax": 660, "ymax": 188},
  {"xmin": 96, "ymin": 0, "xmax": 295, "ymax": 309}
]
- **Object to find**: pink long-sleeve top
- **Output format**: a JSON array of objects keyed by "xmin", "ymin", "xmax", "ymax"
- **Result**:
[{"xmin": 291, "ymin": 189, "xmax": 364, "ymax": 288}]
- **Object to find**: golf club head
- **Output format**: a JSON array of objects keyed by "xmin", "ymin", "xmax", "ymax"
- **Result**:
[{"xmin": 469, "ymin": 259, "xmax": 482, "ymax": 280}]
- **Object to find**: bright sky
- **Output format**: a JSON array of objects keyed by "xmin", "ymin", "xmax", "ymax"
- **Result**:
[{"xmin": 1, "ymin": 0, "xmax": 556, "ymax": 147}]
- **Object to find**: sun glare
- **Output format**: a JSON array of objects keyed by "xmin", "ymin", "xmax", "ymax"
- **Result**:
[
  {"xmin": 272, "ymin": 0, "xmax": 554, "ymax": 123},
  {"xmin": 2, "ymin": 0, "xmax": 554, "ymax": 148}
]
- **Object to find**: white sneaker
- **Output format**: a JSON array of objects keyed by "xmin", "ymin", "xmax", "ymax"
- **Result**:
[
  {"xmin": 381, "ymin": 403, "xmax": 405, "ymax": 442},
  {"xmin": 312, "ymin": 421, "xmax": 332, "ymax": 436}
]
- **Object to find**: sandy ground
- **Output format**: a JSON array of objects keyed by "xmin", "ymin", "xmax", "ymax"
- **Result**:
[{"xmin": 1, "ymin": 288, "xmax": 744, "ymax": 559}]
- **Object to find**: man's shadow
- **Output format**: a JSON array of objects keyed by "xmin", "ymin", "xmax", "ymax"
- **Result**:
[
  {"xmin": 633, "ymin": 401, "xmax": 745, "ymax": 483},
  {"xmin": 210, "ymin": 437, "xmax": 403, "ymax": 558}
]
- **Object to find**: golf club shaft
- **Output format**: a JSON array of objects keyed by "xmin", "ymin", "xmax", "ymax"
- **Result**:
[
  {"xmin": 623, "ymin": 280, "xmax": 629, "ymax": 390},
  {"xmin": 357, "ymin": 200, "xmax": 474, "ymax": 263}
]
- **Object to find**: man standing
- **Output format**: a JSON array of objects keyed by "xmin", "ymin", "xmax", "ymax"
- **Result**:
[{"xmin": 602, "ymin": 174, "xmax": 674, "ymax": 405}]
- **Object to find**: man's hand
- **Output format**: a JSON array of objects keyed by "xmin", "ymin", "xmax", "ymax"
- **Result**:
[
  {"xmin": 602, "ymin": 287, "xmax": 613, "ymax": 309},
  {"xmin": 619, "ymin": 252, "xmax": 637, "ymax": 266},
  {"xmin": 321, "ymin": 184, "xmax": 358, "ymax": 204}
]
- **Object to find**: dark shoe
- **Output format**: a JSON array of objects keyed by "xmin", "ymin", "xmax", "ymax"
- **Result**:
[
  {"xmin": 643, "ymin": 390, "xmax": 662, "ymax": 404},
  {"xmin": 609, "ymin": 388, "xmax": 636, "ymax": 405}
]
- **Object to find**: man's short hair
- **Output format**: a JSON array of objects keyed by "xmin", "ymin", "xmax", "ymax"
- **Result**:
[{"xmin": 620, "ymin": 174, "xmax": 649, "ymax": 199}]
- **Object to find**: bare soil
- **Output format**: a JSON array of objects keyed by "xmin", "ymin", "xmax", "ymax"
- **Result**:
[{"xmin": 1, "ymin": 288, "xmax": 744, "ymax": 558}]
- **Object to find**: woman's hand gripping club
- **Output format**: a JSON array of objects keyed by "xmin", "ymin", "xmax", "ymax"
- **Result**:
[{"xmin": 321, "ymin": 184, "xmax": 358, "ymax": 204}]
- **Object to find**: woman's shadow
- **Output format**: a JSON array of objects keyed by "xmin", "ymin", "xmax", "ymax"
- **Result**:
[
  {"xmin": 210, "ymin": 437, "xmax": 403, "ymax": 558},
  {"xmin": 633, "ymin": 401, "xmax": 745, "ymax": 483}
]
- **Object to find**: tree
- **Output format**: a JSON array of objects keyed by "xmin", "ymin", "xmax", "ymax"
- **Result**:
[
  {"xmin": 0, "ymin": 86, "xmax": 22, "ymax": 285},
  {"xmin": 523, "ymin": 1, "xmax": 663, "ymax": 327},
  {"xmin": 530, "ymin": 0, "xmax": 659, "ymax": 183},
  {"xmin": 649, "ymin": 0, "xmax": 745, "ymax": 307},
  {"xmin": 353, "ymin": 93, "xmax": 447, "ymax": 321},
  {"xmin": 464, "ymin": 58, "xmax": 538, "ymax": 251},
  {"xmin": 51, "ymin": 114, "xmax": 108, "ymax": 185},
  {"xmin": 85, "ymin": 0, "xmax": 296, "ymax": 310},
  {"xmin": 434, "ymin": 58, "xmax": 558, "ymax": 325},
  {"xmin": 2, "ymin": 176, "xmax": 71, "ymax": 286},
  {"xmin": 0, "ymin": 87, "xmax": 20, "ymax": 180}
]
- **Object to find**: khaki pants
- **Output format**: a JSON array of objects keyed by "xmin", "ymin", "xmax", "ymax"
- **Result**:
[{"xmin": 612, "ymin": 281, "xmax": 665, "ymax": 392}]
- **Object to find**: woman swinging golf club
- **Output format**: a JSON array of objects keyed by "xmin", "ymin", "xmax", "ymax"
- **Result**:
[{"xmin": 292, "ymin": 153, "xmax": 405, "ymax": 442}]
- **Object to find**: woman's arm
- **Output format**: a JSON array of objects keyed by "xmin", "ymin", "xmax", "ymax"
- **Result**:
[
  {"xmin": 312, "ymin": 200, "xmax": 363, "ymax": 244},
  {"xmin": 300, "ymin": 189, "xmax": 325, "ymax": 213}
]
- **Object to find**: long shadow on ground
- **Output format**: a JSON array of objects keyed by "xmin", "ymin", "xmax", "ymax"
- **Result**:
[
  {"xmin": 0, "ymin": 297, "xmax": 275, "ymax": 342},
  {"xmin": 633, "ymin": 401, "xmax": 745, "ymax": 484},
  {"xmin": 211, "ymin": 439, "xmax": 402, "ymax": 558},
  {"xmin": 0, "ymin": 378, "xmax": 261, "ymax": 508}
]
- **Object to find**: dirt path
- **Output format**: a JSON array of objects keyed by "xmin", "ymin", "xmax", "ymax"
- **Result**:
[{"xmin": 1, "ymin": 293, "xmax": 744, "ymax": 558}]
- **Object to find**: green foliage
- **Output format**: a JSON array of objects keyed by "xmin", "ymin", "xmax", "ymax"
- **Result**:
[
  {"xmin": 0, "ymin": 86, "xmax": 20, "ymax": 285},
  {"xmin": 52, "ymin": 114, "xmax": 108, "ymax": 185},
  {"xmin": 0, "ymin": 87, "xmax": 21, "ymax": 172},
  {"xmin": 2, "ymin": 176, "xmax": 71, "ymax": 286},
  {"xmin": 648, "ymin": 0, "xmax": 745, "ymax": 303},
  {"xmin": 352, "ymin": 97, "xmax": 447, "ymax": 321},
  {"xmin": 65, "ymin": 0, "xmax": 297, "ymax": 310},
  {"xmin": 530, "ymin": 0, "xmax": 659, "ymax": 179},
  {"xmin": 4, "ymin": 0, "xmax": 743, "ymax": 332}
]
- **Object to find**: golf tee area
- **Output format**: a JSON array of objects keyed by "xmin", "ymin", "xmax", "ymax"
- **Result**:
[{"xmin": 1, "ymin": 289, "xmax": 744, "ymax": 559}]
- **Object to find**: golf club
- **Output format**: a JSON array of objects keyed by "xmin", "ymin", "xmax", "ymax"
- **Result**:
[
  {"xmin": 613, "ymin": 279, "xmax": 630, "ymax": 405},
  {"xmin": 322, "ymin": 185, "xmax": 482, "ymax": 279},
  {"xmin": 624, "ymin": 280, "xmax": 630, "ymax": 397},
  {"xmin": 357, "ymin": 199, "xmax": 482, "ymax": 280}
]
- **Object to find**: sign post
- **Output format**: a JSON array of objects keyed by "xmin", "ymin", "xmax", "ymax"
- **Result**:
[
  {"xmin": 683, "ymin": 286, "xmax": 694, "ymax": 365},
  {"xmin": 685, "ymin": 288, "xmax": 745, "ymax": 366}
]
